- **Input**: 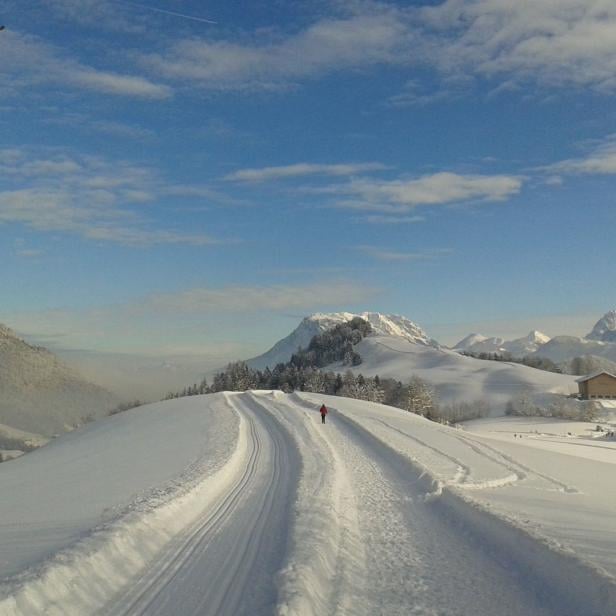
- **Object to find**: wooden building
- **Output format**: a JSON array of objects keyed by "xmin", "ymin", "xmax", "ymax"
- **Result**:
[{"xmin": 576, "ymin": 371, "xmax": 616, "ymax": 400}]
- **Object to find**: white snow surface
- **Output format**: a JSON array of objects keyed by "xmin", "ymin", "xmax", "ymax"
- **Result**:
[
  {"xmin": 341, "ymin": 336, "xmax": 577, "ymax": 412},
  {"xmin": 248, "ymin": 312, "xmax": 435, "ymax": 370},
  {"xmin": 1, "ymin": 391, "xmax": 615, "ymax": 615}
]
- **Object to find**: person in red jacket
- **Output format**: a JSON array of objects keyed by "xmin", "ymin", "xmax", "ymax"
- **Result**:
[{"xmin": 320, "ymin": 403, "xmax": 328, "ymax": 424}]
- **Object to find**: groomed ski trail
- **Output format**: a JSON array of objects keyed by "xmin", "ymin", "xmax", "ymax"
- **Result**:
[{"xmin": 99, "ymin": 393, "xmax": 300, "ymax": 616}]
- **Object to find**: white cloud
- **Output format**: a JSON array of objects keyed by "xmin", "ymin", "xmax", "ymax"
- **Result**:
[
  {"xmin": 133, "ymin": 1, "xmax": 616, "ymax": 96},
  {"xmin": 0, "ymin": 30, "xmax": 171, "ymax": 99},
  {"xmin": 332, "ymin": 172, "xmax": 522, "ymax": 212},
  {"xmin": 0, "ymin": 148, "xmax": 221, "ymax": 246},
  {"xmin": 225, "ymin": 162, "xmax": 387, "ymax": 182},
  {"xmin": 546, "ymin": 135, "xmax": 616, "ymax": 175},
  {"xmin": 418, "ymin": 1, "xmax": 616, "ymax": 93},
  {"xmin": 140, "ymin": 11, "xmax": 410, "ymax": 90}
]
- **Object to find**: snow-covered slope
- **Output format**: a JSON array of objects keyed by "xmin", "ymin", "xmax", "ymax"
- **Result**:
[
  {"xmin": 586, "ymin": 309, "xmax": 616, "ymax": 342},
  {"xmin": 1, "ymin": 391, "xmax": 614, "ymax": 615},
  {"xmin": 247, "ymin": 311, "xmax": 435, "ymax": 370},
  {"xmin": 0, "ymin": 324, "xmax": 119, "ymax": 436},
  {"xmin": 339, "ymin": 336, "xmax": 576, "ymax": 412}
]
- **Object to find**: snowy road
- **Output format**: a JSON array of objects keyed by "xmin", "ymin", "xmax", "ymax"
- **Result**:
[{"xmin": 1, "ymin": 391, "xmax": 615, "ymax": 615}]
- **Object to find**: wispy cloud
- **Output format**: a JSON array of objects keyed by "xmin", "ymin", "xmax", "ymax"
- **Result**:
[
  {"xmin": 544, "ymin": 134, "xmax": 616, "ymax": 176},
  {"xmin": 0, "ymin": 147, "xmax": 222, "ymax": 246},
  {"xmin": 0, "ymin": 280, "xmax": 379, "ymax": 354},
  {"xmin": 135, "ymin": 282, "xmax": 377, "ymax": 315},
  {"xmin": 0, "ymin": 30, "xmax": 171, "ymax": 99},
  {"xmin": 360, "ymin": 246, "xmax": 452, "ymax": 262},
  {"xmin": 132, "ymin": 0, "xmax": 616, "ymax": 96},
  {"xmin": 225, "ymin": 162, "xmax": 387, "ymax": 182},
  {"xmin": 140, "ymin": 10, "xmax": 409, "ymax": 90},
  {"xmin": 331, "ymin": 172, "xmax": 523, "ymax": 213}
]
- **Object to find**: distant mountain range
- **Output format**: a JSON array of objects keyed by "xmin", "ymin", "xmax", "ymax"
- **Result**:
[
  {"xmin": 453, "ymin": 310, "xmax": 616, "ymax": 370},
  {"xmin": 454, "ymin": 330, "xmax": 551, "ymax": 356},
  {"xmin": 0, "ymin": 325, "xmax": 118, "ymax": 438}
]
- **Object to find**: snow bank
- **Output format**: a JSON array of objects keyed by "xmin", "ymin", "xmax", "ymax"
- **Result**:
[{"xmin": 0, "ymin": 395, "xmax": 241, "ymax": 615}]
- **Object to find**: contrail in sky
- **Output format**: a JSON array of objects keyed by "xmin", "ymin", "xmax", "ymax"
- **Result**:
[{"xmin": 115, "ymin": 1, "xmax": 217, "ymax": 25}]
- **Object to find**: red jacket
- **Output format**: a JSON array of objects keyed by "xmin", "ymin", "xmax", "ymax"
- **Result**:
[{"xmin": 320, "ymin": 404, "xmax": 328, "ymax": 416}]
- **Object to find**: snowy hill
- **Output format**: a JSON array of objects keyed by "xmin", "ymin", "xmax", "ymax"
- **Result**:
[
  {"xmin": 247, "ymin": 311, "xmax": 436, "ymax": 370},
  {"xmin": 1, "ymin": 391, "xmax": 614, "ymax": 615},
  {"xmin": 0, "ymin": 324, "xmax": 119, "ymax": 436},
  {"xmin": 337, "ymin": 336, "xmax": 576, "ymax": 413},
  {"xmin": 586, "ymin": 310, "xmax": 616, "ymax": 342}
]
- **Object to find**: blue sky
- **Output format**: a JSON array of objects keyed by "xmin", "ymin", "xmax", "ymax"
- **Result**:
[{"xmin": 1, "ymin": 0, "xmax": 615, "ymax": 369}]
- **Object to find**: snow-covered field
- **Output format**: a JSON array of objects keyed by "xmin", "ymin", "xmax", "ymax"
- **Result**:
[
  {"xmin": 342, "ymin": 336, "xmax": 577, "ymax": 412},
  {"xmin": 1, "ymin": 392, "xmax": 614, "ymax": 615}
]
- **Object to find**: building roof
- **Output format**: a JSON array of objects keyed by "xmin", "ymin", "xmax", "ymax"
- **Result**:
[{"xmin": 575, "ymin": 370, "xmax": 616, "ymax": 383}]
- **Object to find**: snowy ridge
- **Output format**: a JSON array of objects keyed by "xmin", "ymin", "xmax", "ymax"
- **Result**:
[{"xmin": 247, "ymin": 311, "xmax": 435, "ymax": 370}]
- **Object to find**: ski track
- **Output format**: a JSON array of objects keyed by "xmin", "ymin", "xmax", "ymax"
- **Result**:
[
  {"xmin": 453, "ymin": 433, "xmax": 581, "ymax": 494},
  {"xmin": 99, "ymin": 393, "xmax": 300, "ymax": 616},
  {"xmin": 320, "ymin": 409, "xmax": 554, "ymax": 616}
]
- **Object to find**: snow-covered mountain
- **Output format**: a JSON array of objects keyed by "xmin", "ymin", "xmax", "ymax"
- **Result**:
[
  {"xmin": 0, "ymin": 324, "xmax": 119, "ymax": 436},
  {"xmin": 247, "ymin": 312, "xmax": 436, "ymax": 370},
  {"xmin": 454, "ymin": 330, "xmax": 550, "ymax": 356},
  {"xmin": 586, "ymin": 310, "xmax": 616, "ymax": 343},
  {"xmin": 528, "ymin": 335, "xmax": 616, "ymax": 364},
  {"xmin": 453, "ymin": 333, "xmax": 488, "ymax": 351}
]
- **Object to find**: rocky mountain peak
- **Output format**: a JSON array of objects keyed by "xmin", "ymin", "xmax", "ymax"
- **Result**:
[{"xmin": 586, "ymin": 310, "xmax": 616, "ymax": 343}]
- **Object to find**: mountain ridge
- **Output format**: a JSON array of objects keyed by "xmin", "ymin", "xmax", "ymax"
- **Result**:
[{"xmin": 0, "ymin": 323, "xmax": 119, "ymax": 436}]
